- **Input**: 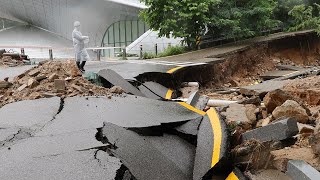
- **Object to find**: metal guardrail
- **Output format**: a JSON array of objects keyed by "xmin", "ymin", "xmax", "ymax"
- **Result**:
[{"xmin": 0, "ymin": 46, "xmax": 124, "ymax": 61}]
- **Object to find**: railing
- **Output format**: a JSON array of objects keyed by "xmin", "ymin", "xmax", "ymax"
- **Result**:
[{"xmin": 0, "ymin": 46, "xmax": 125, "ymax": 61}]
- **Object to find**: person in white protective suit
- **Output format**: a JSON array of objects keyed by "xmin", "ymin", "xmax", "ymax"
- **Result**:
[{"xmin": 72, "ymin": 21, "xmax": 90, "ymax": 72}]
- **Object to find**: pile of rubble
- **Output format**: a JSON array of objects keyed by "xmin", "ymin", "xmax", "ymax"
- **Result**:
[
  {"xmin": 0, "ymin": 49, "xmax": 31, "ymax": 67},
  {"xmin": 0, "ymin": 56, "xmax": 25, "ymax": 67},
  {"xmin": 0, "ymin": 60, "xmax": 116, "ymax": 108}
]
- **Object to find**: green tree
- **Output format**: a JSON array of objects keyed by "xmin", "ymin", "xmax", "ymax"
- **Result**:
[
  {"xmin": 140, "ymin": 0, "xmax": 220, "ymax": 48},
  {"xmin": 288, "ymin": 3, "xmax": 320, "ymax": 34},
  {"xmin": 141, "ymin": 0, "xmax": 279, "ymax": 48},
  {"xmin": 208, "ymin": 0, "xmax": 279, "ymax": 39}
]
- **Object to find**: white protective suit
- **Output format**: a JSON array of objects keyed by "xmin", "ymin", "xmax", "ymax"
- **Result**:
[{"xmin": 72, "ymin": 22, "xmax": 90, "ymax": 62}]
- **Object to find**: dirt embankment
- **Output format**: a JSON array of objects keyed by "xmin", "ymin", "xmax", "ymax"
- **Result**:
[{"xmin": 201, "ymin": 32, "xmax": 320, "ymax": 99}]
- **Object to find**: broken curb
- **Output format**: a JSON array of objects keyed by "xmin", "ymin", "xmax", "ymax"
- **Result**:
[
  {"xmin": 241, "ymin": 118, "xmax": 299, "ymax": 143},
  {"xmin": 286, "ymin": 160, "xmax": 320, "ymax": 180}
]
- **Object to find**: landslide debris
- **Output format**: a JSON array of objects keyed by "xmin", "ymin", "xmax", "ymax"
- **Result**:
[{"xmin": 0, "ymin": 60, "xmax": 111, "ymax": 108}]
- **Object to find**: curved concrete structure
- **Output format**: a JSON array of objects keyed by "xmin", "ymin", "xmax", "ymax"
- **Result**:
[{"xmin": 0, "ymin": 0, "xmax": 143, "ymax": 47}]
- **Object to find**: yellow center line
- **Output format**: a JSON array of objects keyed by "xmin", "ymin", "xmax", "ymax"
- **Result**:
[
  {"xmin": 167, "ymin": 66, "xmax": 184, "ymax": 74},
  {"xmin": 226, "ymin": 172, "xmax": 240, "ymax": 180},
  {"xmin": 177, "ymin": 102, "xmax": 206, "ymax": 116},
  {"xmin": 207, "ymin": 108, "xmax": 222, "ymax": 167},
  {"xmin": 165, "ymin": 89, "xmax": 173, "ymax": 99}
]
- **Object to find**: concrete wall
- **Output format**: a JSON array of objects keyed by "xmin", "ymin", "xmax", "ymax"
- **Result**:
[
  {"xmin": 0, "ymin": 0, "xmax": 142, "ymax": 47},
  {"xmin": 126, "ymin": 30, "xmax": 183, "ymax": 55}
]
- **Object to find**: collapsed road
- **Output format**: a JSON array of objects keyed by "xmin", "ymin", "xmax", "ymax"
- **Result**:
[{"xmin": 0, "ymin": 30, "xmax": 320, "ymax": 180}]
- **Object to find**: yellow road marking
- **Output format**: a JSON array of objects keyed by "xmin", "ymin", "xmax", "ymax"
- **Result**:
[
  {"xmin": 226, "ymin": 172, "xmax": 239, "ymax": 180},
  {"xmin": 207, "ymin": 108, "xmax": 222, "ymax": 167},
  {"xmin": 165, "ymin": 89, "xmax": 173, "ymax": 99},
  {"xmin": 167, "ymin": 66, "xmax": 184, "ymax": 74},
  {"xmin": 177, "ymin": 102, "xmax": 206, "ymax": 116}
]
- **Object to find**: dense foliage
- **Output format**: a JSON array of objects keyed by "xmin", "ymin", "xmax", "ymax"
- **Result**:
[{"xmin": 140, "ymin": 0, "xmax": 320, "ymax": 48}]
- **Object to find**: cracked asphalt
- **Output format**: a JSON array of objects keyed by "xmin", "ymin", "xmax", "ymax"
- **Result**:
[{"xmin": 0, "ymin": 97, "xmax": 126, "ymax": 179}]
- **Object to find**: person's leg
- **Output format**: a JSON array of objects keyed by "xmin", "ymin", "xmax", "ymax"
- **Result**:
[
  {"xmin": 75, "ymin": 52, "xmax": 81, "ymax": 69},
  {"xmin": 80, "ymin": 61, "xmax": 86, "ymax": 72}
]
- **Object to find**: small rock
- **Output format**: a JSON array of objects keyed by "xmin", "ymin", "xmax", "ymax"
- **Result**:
[
  {"xmin": 272, "ymin": 100, "xmax": 309, "ymax": 124},
  {"xmin": 110, "ymin": 86, "xmax": 125, "ymax": 94},
  {"xmin": 264, "ymin": 89, "xmax": 293, "ymax": 113},
  {"xmin": 221, "ymin": 103, "xmax": 253, "ymax": 130},
  {"xmin": 262, "ymin": 110, "xmax": 268, "ymax": 119},
  {"xmin": 17, "ymin": 84, "xmax": 27, "ymax": 92},
  {"xmin": 297, "ymin": 123, "xmax": 314, "ymax": 135},
  {"xmin": 245, "ymin": 104, "xmax": 257, "ymax": 123},
  {"xmin": 71, "ymin": 84, "xmax": 84, "ymax": 93},
  {"xmin": 29, "ymin": 92, "xmax": 42, "ymax": 99},
  {"xmin": 3, "ymin": 77, "xmax": 9, "ymax": 82},
  {"xmin": 65, "ymin": 77, "xmax": 73, "ymax": 81},
  {"xmin": 35, "ymin": 75, "xmax": 47, "ymax": 81},
  {"xmin": 238, "ymin": 96, "xmax": 261, "ymax": 106},
  {"xmin": 48, "ymin": 73, "xmax": 58, "ymax": 82},
  {"xmin": 0, "ymin": 81, "xmax": 12, "ymax": 89},
  {"xmin": 28, "ymin": 69, "xmax": 40, "ymax": 77},
  {"xmin": 257, "ymin": 116, "xmax": 272, "ymax": 127},
  {"xmin": 42, "ymin": 92, "xmax": 57, "ymax": 98},
  {"xmin": 54, "ymin": 79, "xmax": 66, "ymax": 91},
  {"xmin": 309, "ymin": 132, "xmax": 320, "ymax": 156},
  {"xmin": 27, "ymin": 78, "xmax": 39, "ymax": 88}
]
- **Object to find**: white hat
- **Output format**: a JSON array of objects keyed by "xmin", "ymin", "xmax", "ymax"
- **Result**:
[{"xmin": 74, "ymin": 21, "xmax": 81, "ymax": 27}]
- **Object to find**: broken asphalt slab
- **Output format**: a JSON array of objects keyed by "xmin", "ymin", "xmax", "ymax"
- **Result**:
[
  {"xmin": 36, "ymin": 96, "xmax": 203, "ymax": 136},
  {"xmin": 144, "ymin": 134, "xmax": 196, "ymax": 179},
  {"xmin": 287, "ymin": 160, "xmax": 320, "ymax": 180},
  {"xmin": 138, "ymin": 81, "xmax": 175, "ymax": 100},
  {"xmin": 241, "ymin": 118, "xmax": 299, "ymax": 143},
  {"xmin": 0, "ymin": 97, "xmax": 61, "ymax": 128},
  {"xmin": 240, "ymin": 80, "xmax": 290, "ymax": 97},
  {"xmin": 100, "ymin": 122, "xmax": 190, "ymax": 180},
  {"xmin": 0, "ymin": 149, "xmax": 126, "ymax": 180},
  {"xmin": 98, "ymin": 69, "xmax": 145, "ymax": 97},
  {"xmin": 193, "ymin": 108, "xmax": 229, "ymax": 180},
  {"xmin": 87, "ymin": 61, "xmax": 177, "ymax": 80}
]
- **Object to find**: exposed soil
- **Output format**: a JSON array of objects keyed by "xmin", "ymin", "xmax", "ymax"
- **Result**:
[{"xmin": 201, "ymin": 32, "xmax": 320, "ymax": 102}]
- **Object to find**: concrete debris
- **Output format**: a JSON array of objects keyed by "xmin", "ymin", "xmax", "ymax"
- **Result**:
[
  {"xmin": 222, "ymin": 103, "xmax": 254, "ymax": 130},
  {"xmin": 110, "ymin": 86, "xmax": 125, "ymax": 94},
  {"xmin": 264, "ymin": 89, "xmax": 294, "ymax": 113},
  {"xmin": 54, "ymin": 79, "xmax": 66, "ymax": 91},
  {"xmin": 247, "ymin": 169, "xmax": 291, "ymax": 180},
  {"xmin": 240, "ymin": 80, "xmax": 289, "ymax": 97},
  {"xmin": 186, "ymin": 91, "xmax": 209, "ymax": 110},
  {"xmin": 238, "ymin": 96, "xmax": 261, "ymax": 106},
  {"xmin": 271, "ymin": 147, "xmax": 320, "ymax": 172},
  {"xmin": 98, "ymin": 69, "xmax": 145, "ymax": 97},
  {"xmin": 0, "ymin": 81, "xmax": 12, "ymax": 89},
  {"xmin": 0, "ymin": 61, "xmax": 111, "ymax": 108},
  {"xmin": 286, "ymin": 160, "xmax": 320, "ymax": 180},
  {"xmin": 284, "ymin": 76, "xmax": 320, "ymax": 106},
  {"xmin": 28, "ymin": 69, "xmax": 40, "ymax": 77},
  {"xmin": 0, "ymin": 55, "xmax": 29, "ymax": 67},
  {"xmin": 27, "ymin": 78, "xmax": 39, "ymax": 88},
  {"xmin": 309, "ymin": 132, "xmax": 320, "ymax": 156},
  {"xmin": 272, "ymin": 100, "xmax": 309, "ymax": 124},
  {"xmin": 242, "ymin": 118, "xmax": 299, "ymax": 143}
]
